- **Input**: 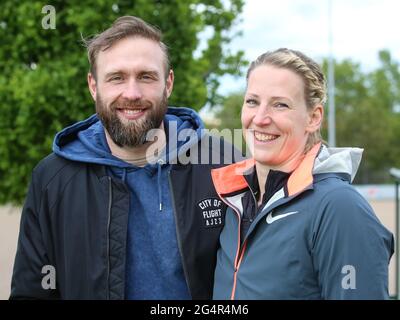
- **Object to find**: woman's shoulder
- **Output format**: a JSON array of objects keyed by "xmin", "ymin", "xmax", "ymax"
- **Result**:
[
  {"xmin": 307, "ymin": 175, "xmax": 393, "ymax": 251},
  {"xmin": 308, "ymin": 175, "xmax": 377, "ymax": 224},
  {"xmin": 312, "ymin": 174, "xmax": 364, "ymax": 204}
]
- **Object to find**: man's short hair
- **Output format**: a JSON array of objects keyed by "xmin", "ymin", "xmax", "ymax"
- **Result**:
[{"xmin": 83, "ymin": 16, "xmax": 170, "ymax": 80}]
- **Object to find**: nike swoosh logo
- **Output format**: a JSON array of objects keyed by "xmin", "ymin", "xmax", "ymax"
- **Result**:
[{"xmin": 266, "ymin": 211, "xmax": 299, "ymax": 224}]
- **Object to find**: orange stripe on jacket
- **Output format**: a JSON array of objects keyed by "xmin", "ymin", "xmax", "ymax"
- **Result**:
[
  {"xmin": 287, "ymin": 142, "xmax": 321, "ymax": 196},
  {"xmin": 211, "ymin": 143, "xmax": 322, "ymax": 197},
  {"xmin": 211, "ymin": 158, "xmax": 255, "ymax": 195}
]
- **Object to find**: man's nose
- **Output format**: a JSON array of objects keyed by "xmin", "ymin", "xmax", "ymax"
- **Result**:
[
  {"xmin": 252, "ymin": 106, "xmax": 273, "ymax": 126},
  {"xmin": 121, "ymin": 79, "xmax": 143, "ymax": 101}
]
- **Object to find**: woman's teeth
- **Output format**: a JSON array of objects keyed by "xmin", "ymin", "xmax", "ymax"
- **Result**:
[{"xmin": 254, "ymin": 131, "xmax": 279, "ymax": 142}]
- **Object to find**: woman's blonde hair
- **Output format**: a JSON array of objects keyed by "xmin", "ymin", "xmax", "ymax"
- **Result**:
[{"xmin": 246, "ymin": 48, "xmax": 327, "ymax": 152}]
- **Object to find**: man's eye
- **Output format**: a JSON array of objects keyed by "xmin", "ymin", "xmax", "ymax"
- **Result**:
[
  {"xmin": 140, "ymin": 74, "xmax": 155, "ymax": 81},
  {"xmin": 110, "ymin": 76, "xmax": 122, "ymax": 81}
]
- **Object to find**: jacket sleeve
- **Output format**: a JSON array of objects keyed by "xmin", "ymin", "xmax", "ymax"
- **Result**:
[
  {"xmin": 311, "ymin": 186, "xmax": 394, "ymax": 300},
  {"xmin": 9, "ymin": 170, "xmax": 60, "ymax": 299}
]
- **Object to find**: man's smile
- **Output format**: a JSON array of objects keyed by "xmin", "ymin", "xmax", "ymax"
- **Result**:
[{"xmin": 116, "ymin": 108, "xmax": 147, "ymax": 120}]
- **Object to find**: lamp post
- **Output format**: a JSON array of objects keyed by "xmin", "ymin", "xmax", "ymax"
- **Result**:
[
  {"xmin": 327, "ymin": 0, "xmax": 336, "ymax": 147},
  {"xmin": 390, "ymin": 168, "xmax": 400, "ymax": 299}
]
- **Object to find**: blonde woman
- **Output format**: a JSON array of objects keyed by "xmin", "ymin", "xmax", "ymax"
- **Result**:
[{"xmin": 211, "ymin": 48, "xmax": 394, "ymax": 300}]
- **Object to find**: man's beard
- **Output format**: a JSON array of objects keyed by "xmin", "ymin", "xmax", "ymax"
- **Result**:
[{"xmin": 96, "ymin": 90, "xmax": 168, "ymax": 148}]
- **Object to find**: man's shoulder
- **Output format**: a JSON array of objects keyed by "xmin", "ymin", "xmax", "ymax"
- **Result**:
[
  {"xmin": 32, "ymin": 153, "xmax": 101, "ymax": 188},
  {"xmin": 34, "ymin": 153, "xmax": 77, "ymax": 174}
]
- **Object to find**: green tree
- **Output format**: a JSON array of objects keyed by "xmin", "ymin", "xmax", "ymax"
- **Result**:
[
  {"xmin": 214, "ymin": 91, "xmax": 243, "ymax": 130},
  {"xmin": 210, "ymin": 91, "xmax": 245, "ymax": 152},
  {"xmin": 323, "ymin": 51, "xmax": 400, "ymax": 183},
  {"xmin": 0, "ymin": 0, "xmax": 245, "ymax": 204}
]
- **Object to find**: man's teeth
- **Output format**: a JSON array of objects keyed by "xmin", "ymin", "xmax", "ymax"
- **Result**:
[
  {"xmin": 254, "ymin": 131, "xmax": 278, "ymax": 141},
  {"xmin": 122, "ymin": 109, "xmax": 144, "ymax": 115}
]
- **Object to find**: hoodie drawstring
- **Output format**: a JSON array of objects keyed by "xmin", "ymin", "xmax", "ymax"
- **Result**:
[
  {"xmin": 157, "ymin": 159, "xmax": 164, "ymax": 211},
  {"xmin": 122, "ymin": 168, "xmax": 127, "ymax": 183}
]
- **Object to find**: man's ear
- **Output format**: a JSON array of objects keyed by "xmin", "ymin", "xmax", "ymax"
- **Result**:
[
  {"xmin": 306, "ymin": 104, "xmax": 323, "ymax": 133},
  {"xmin": 165, "ymin": 69, "xmax": 174, "ymax": 98},
  {"xmin": 88, "ymin": 73, "xmax": 97, "ymax": 101}
]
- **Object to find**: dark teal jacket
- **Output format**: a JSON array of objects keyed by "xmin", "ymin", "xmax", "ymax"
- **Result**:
[{"xmin": 212, "ymin": 144, "xmax": 394, "ymax": 300}]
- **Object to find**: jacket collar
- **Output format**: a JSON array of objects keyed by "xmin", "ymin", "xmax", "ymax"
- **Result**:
[{"xmin": 211, "ymin": 143, "xmax": 322, "ymax": 198}]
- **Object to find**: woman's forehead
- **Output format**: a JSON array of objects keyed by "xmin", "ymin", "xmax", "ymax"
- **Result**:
[{"xmin": 247, "ymin": 65, "xmax": 305, "ymax": 100}]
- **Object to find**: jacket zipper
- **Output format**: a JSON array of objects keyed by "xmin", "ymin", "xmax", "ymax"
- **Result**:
[
  {"xmin": 232, "ymin": 181, "xmax": 285, "ymax": 299},
  {"xmin": 246, "ymin": 180, "xmax": 259, "ymax": 239},
  {"xmin": 231, "ymin": 240, "xmax": 247, "ymax": 300},
  {"xmin": 218, "ymin": 178, "xmax": 258, "ymax": 300},
  {"xmin": 106, "ymin": 176, "xmax": 112, "ymax": 300},
  {"xmin": 228, "ymin": 181, "xmax": 258, "ymax": 299},
  {"xmin": 216, "ymin": 195, "xmax": 248, "ymax": 300},
  {"xmin": 168, "ymin": 171, "xmax": 192, "ymax": 298}
]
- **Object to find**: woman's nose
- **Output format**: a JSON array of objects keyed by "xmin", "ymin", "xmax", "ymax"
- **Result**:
[{"xmin": 252, "ymin": 107, "xmax": 272, "ymax": 126}]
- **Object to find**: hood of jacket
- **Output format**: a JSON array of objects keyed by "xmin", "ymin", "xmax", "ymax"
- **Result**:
[{"xmin": 52, "ymin": 106, "xmax": 205, "ymax": 168}]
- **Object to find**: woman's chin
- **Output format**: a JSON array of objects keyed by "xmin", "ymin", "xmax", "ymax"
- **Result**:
[{"xmin": 253, "ymin": 154, "xmax": 278, "ymax": 167}]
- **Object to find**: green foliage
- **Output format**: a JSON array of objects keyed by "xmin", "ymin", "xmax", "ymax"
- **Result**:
[
  {"xmin": 215, "ymin": 51, "xmax": 400, "ymax": 184},
  {"xmin": 322, "ymin": 51, "xmax": 400, "ymax": 183},
  {"xmin": 0, "ymin": 0, "xmax": 245, "ymax": 204},
  {"xmin": 209, "ymin": 92, "xmax": 245, "ymax": 153},
  {"xmin": 214, "ymin": 91, "xmax": 244, "ymax": 130}
]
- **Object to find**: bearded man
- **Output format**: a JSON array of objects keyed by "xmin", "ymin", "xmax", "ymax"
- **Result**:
[{"xmin": 10, "ymin": 16, "xmax": 240, "ymax": 300}]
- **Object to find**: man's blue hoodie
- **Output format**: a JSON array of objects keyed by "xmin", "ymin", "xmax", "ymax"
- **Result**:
[{"xmin": 53, "ymin": 107, "xmax": 204, "ymax": 299}]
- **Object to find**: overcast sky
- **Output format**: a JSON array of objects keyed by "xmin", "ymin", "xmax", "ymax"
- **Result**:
[{"xmin": 216, "ymin": 0, "xmax": 400, "ymax": 95}]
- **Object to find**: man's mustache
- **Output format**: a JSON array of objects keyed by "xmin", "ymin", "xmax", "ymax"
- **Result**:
[{"xmin": 110, "ymin": 99, "xmax": 152, "ymax": 110}]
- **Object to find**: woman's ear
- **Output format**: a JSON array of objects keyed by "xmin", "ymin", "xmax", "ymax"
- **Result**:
[{"xmin": 306, "ymin": 104, "xmax": 323, "ymax": 133}]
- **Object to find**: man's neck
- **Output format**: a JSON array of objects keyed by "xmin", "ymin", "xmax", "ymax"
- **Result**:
[{"xmin": 105, "ymin": 123, "xmax": 166, "ymax": 167}]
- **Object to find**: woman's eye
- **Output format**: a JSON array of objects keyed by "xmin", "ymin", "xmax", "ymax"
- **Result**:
[
  {"xmin": 275, "ymin": 103, "xmax": 289, "ymax": 108},
  {"xmin": 246, "ymin": 99, "xmax": 258, "ymax": 106}
]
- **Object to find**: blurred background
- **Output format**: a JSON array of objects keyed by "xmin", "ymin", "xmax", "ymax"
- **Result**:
[{"xmin": 0, "ymin": 0, "xmax": 399, "ymax": 299}]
